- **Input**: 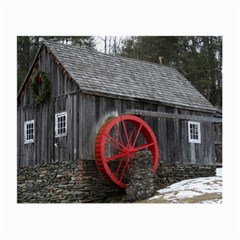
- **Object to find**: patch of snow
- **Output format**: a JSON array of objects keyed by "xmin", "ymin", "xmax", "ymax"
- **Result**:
[
  {"xmin": 156, "ymin": 176, "xmax": 222, "ymax": 196},
  {"xmin": 161, "ymin": 192, "xmax": 176, "ymax": 201},
  {"xmin": 148, "ymin": 170, "xmax": 222, "ymax": 203},
  {"xmin": 149, "ymin": 195, "xmax": 161, "ymax": 200},
  {"xmin": 216, "ymin": 167, "xmax": 222, "ymax": 177},
  {"xmin": 175, "ymin": 190, "xmax": 202, "ymax": 199}
]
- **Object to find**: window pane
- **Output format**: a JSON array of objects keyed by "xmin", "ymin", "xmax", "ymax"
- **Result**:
[
  {"xmin": 56, "ymin": 113, "xmax": 67, "ymax": 136},
  {"xmin": 188, "ymin": 122, "xmax": 201, "ymax": 143},
  {"xmin": 25, "ymin": 121, "xmax": 34, "ymax": 143}
]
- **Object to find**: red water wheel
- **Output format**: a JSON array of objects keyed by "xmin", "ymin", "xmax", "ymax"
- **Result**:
[{"xmin": 95, "ymin": 115, "xmax": 159, "ymax": 188}]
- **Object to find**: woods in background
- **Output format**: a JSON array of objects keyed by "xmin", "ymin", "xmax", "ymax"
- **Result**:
[
  {"xmin": 17, "ymin": 36, "xmax": 95, "ymax": 90},
  {"xmin": 120, "ymin": 36, "xmax": 222, "ymax": 107},
  {"xmin": 17, "ymin": 36, "xmax": 222, "ymax": 107}
]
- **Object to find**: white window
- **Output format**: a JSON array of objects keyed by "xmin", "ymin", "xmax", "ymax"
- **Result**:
[
  {"xmin": 24, "ymin": 120, "xmax": 34, "ymax": 144},
  {"xmin": 55, "ymin": 112, "xmax": 67, "ymax": 137},
  {"xmin": 188, "ymin": 121, "xmax": 201, "ymax": 143}
]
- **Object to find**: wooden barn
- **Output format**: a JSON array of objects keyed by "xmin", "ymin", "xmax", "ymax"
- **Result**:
[{"xmin": 17, "ymin": 40, "xmax": 221, "ymax": 202}]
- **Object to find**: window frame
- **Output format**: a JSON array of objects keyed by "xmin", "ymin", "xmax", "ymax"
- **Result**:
[
  {"xmin": 55, "ymin": 112, "xmax": 67, "ymax": 137},
  {"xmin": 188, "ymin": 121, "xmax": 201, "ymax": 144},
  {"xmin": 24, "ymin": 120, "xmax": 35, "ymax": 144}
]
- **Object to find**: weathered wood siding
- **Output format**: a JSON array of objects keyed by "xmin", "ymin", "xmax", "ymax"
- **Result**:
[
  {"xmin": 85, "ymin": 96, "xmax": 215, "ymax": 165},
  {"xmin": 17, "ymin": 45, "xmax": 215, "ymax": 167},
  {"xmin": 17, "ymin": 45, "xmax": 79, "ymax": 167}
]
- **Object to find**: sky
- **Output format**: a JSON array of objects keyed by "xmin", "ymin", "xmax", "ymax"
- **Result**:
[{"xmin": 94, "ymin": 36, "xmax": 126, "ymax": 53}]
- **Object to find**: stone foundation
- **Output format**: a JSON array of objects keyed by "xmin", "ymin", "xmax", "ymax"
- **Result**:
[
  {"xmin": 17, "ymin": 158, "xmax": 216, "ymax": 203},
  {"xmin": 155, "ymin": 162, "xmax": 216, "ymax": 188},
  {"xmin": 17, "ymin": 160, "xmax": 124, "ymax": 203}
]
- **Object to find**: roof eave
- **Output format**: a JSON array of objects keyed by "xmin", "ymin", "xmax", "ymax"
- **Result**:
[{"xmin": 80, "ymin": 89, "xmax": 216, "ymax": 114}]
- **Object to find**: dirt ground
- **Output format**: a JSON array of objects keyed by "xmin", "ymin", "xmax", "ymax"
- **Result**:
[
  {"xmin": 138, "ymin": 192, "xmax": 222, "ymax": 203},
  {"xmin": 137, "ymin": 177, "xmax": 222, "ymax": 204}
]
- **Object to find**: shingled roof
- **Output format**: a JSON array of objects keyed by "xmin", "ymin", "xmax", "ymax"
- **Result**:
[{"xmin": 22, "ymin": 40, "xmax": 216, "ymax": 112}]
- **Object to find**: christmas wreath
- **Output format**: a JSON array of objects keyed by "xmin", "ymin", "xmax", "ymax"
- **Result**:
[{"xmin": 30, "ymin": 71, "xmax": 51, "ymax": 104}]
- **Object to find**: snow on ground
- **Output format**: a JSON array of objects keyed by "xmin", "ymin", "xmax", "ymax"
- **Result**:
[{"xmin": 145, "ymin": 168, "xmax": 222, "ymax": 204}]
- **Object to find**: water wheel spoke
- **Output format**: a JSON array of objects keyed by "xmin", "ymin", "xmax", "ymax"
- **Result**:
[
  {"xmin": 106, "ymin": 151, "xmax": 127, "ymax": 162},
  {"xmin": 114, "ymin": 157, "xmax": 124, "ymax": 177},
  {"xmin": 121, "ymin": 118, "xmax": 130, "ymax": 146},
  {"xmin": 132, "ymin": 123, "xmax": 143, "ymax": 147},
  {"xmin": 119, "ymin": 157, "xmax": 129, "ymax": 182},
  {"xmin": 116, "ymin": 123, "xmax": 124, "ymax": 145},
  {"xmin": 134, "ymin": 142, "xmax": 156, "ymax": 151},
  {"xmin": 104, "ymin": 133, "xmax": 125, "ymax": 149},
  {"xmin": 128, "ymin": 126, "xmax": 136, "ymax": 147},
  {"xmin": 105, "ymin": 138, "xmax": 122, "ymax": 152}
]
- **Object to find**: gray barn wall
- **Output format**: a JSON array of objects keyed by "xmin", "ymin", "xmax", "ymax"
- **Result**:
[
  {"xmin": 17, "ymin": 45, "xmax": 215, "ymax": 168},
  {"xmin": 17, "ymin": 91, "xmax": 215, "ymax": 167}
]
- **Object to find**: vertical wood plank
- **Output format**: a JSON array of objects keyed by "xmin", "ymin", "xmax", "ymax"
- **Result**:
[
  {"xmin": 178, "ymin": 109, "xmax": 189, "ymax": 164},
  {"xmin": 20, "ymin": 109, "xmax": 25, "ymax": 167},
  {"xmin": 78, "ymin": 93, "xmax": 83, "ymax": 159},
  {"xmin": 17, "ymin": 108, "xmax": 21, "ymax": 167},
  {"xmin": 72, "ymin": 94, "xmax": 76, "ymax": 161},
  {"xmin": 190, "ymin": 143, "xmax": 196, "ymax": 164},
  {"xmin": 34, "ymin": 106, "xmax": 38, "ymax": 166},
  {"xmin": 54, "ymin": 99, "xmax": 58, "ymax": 162},
  {"xmin": 75, "ymin": 93, "xmax": 80, "ymax": 160},
  {"xmin": 57, "ymin": 65, "xmax": 60, "ymax": 96},
  {"xmin": 115, "ymin": 99, "xmax": 121, "ymax": 115},
  {"xmin": 165, "ymin": 107, "xmax": 175, "ymax": 163},
  {"xmin": 158, "ymin": 106, "xmax": 167, "ymax": 163},
  {"xmin": 49, "ymin": 99, "xmax": 53, "ymax": 163},
  {"xmin": 174, "ymin": 108, "xmax": 181, "ymax": 163},
  {"xmin": 40, "ymin": 104, "xmax": 44, "ymax": 164},
  {"xmin": 45, "ymin": 46, "xmax": 50, "ymax": 74},
  {"xmin": 41, "ymin": 46, "xmax": 44, "ymax": 69},
  {"xmin": 82, "ymin": 94, "xmax": 87, "ymax": 159},
  {"xmin": 84, "ymin": 95, "xmax": 93, "ymax": 160},
  {"xmin": 67, "ymin": 94, "xmax": 72, "ymax": 161},
  {"xmin": 209, "ymin": 122, "xmax": 215, "ymax": 164}
]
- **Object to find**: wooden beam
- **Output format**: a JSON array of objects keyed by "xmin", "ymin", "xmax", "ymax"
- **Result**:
[{"xmin": 125, "ymin": 109, "xmax": 222, "ymax": 123}]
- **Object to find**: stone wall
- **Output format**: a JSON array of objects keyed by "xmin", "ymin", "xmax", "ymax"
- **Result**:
[
  {"xmin": 17, "ymin": 160, "xmax": 124, "ymax": 203},
  {"xmin": 124, "ymin": 150, "xmax": 155, "ymax": 202},
  {"xmin": 17, "ymin": 158, "xmax": 216, "ymax": 203},
  {"xmin": 155, "ymin": 163, "xmax": 216, "ymax": 188}
]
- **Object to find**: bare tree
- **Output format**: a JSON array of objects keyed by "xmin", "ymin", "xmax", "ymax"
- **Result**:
[{"xmin": 96, "ymin": 36, "xmax": 124, "ymax": 55}]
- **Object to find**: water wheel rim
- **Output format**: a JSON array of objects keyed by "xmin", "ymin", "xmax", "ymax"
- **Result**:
[{"xmin": 95, "ymin": 115, "xmax": 159, "ymax": 188}]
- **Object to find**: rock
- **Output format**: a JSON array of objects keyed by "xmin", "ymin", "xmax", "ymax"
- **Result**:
[
  {"xmin": 17, "ymin": 157, "xmax": 216, "ymax": 203},
  {"xmin": 125, "ymin": 150, "xmax": 156, "ymax": 202}
]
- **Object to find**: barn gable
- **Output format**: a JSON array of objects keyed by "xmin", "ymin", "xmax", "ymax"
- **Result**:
[{"xmin": 17, "ymin": 43, "xmax": 80, "ymax": 106}]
